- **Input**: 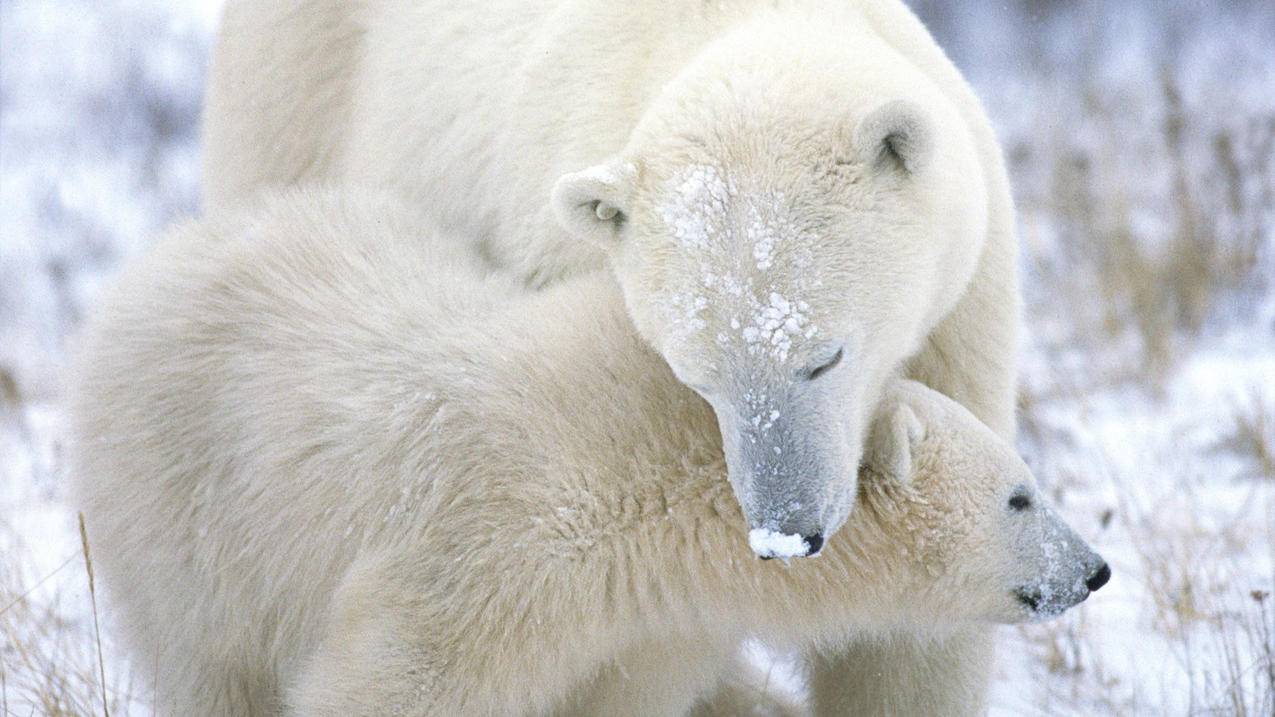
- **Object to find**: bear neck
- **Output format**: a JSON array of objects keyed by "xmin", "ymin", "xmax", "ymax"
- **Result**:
[{"xmin": 450, "ymin": 276, "xmax": 947, "ymax": 638}]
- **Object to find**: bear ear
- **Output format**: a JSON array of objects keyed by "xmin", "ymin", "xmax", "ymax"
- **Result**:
[
  {"xmin": 551, "ymin": 161, "xmax": 637, "ymax": 248},
  {"xmin": 865, "ymin": 399, "xmax": 926, "ymax": 484},
  {"xmin": 853, "ymin": 100, "xmax": 932, "ymax": 175}
]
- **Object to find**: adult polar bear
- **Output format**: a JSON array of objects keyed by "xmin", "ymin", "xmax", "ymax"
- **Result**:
[{"xmin": 202, "ymin": 1, "xmax": 1020, "ymax": 713}]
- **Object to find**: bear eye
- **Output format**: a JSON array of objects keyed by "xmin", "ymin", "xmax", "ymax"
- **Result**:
[
  {"xmin": 592, "ymin": 201, "xmax": 625, "ymax": 224},
  {"xmin": 804, "ymin": 348, "xmax": 844, "ymax": 381},
  {"xmin": 1008, "ymin": 493, "xmax": 1032, "ymax": 511}
]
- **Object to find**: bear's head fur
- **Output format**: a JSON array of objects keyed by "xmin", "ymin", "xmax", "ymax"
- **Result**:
[
  {"xmin": 551, "ymin": 20, "xmax": 988, "ymax": 555},
  {"xmin": 845, "ymin": 380, "xmax": 1109, "ymax": 625}
]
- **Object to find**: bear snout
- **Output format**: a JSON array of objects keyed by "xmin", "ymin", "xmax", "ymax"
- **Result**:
[
  {"xmin": 802, "ymin": 532, "xmax": 824, "ymax": 556},
  {"xmin": 1013, "ymin": 557, "xmax": 1111, "ymax": 621},
  {"xmin": 1014, "ymin": 589, "xmax": 1041, "ymax": 612},
  {"xmin": 749, "ymin": 528, "xmax": 824, "ymax": 560},
  {"xmin": 1085, "ymin": 562, "xmax": 1111, "ymax": 593}
]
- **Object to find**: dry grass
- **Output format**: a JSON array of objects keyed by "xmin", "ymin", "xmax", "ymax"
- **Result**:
[
  {"xmin": 1019, "ymin": 71, "xmax": 1273, "ymax": 385},
  {"xmin": 1213, "ymin": 390, "xmax": 1275, "ymax": 481},
  {"xmin": 991, "ymin": 3, "xmax": 1275, "ymax": 710},
  {"xmin": 1008, "ymin": 443, "xmax": 1275, "ymax": 715},
  {"xmin": 78, "ymin": 512, "xmax": 112, "ymax": 717},
  {"xmin": 961, "ymin": 0, "xmax": 1275, "ymax": 396},
  {"xmin": 0, "ymin": 519, "xmax": 140, "ymax": 716},
  {"xmin": 1138, "ymin": 525, "xmax": 1275, "ymax": 716}
]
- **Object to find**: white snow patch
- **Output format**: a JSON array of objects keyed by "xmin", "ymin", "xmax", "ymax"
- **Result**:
[
  {"xmin": 746, "ymin": 202, "xmax": 778, "ymax": 271},
  {"xmin": 658, "ymin": 164, "xmax": 730, "ymax": 251},
  {"xmin": 748, "ymin": 528, "xmax": 810, "ymax": 559},
  {"xmin": 654, "ymin": 164, "xmax": 823, "ymax": 361},
  {"xmin": 742, "ymin": 292, "xmax": 812, "ymax": 362},
  {"xmin": 666, "ymin": 291, "xmax": 710, "ymax": 340}
]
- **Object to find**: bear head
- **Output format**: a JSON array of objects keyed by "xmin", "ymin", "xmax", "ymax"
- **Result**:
[
  {"xmin": 854, "ymin": 380, "xmax": 1110, "ymax": 624},
  {"xmin": 551, "ymin": 26, "xmax": 989, "ymax": 557}
]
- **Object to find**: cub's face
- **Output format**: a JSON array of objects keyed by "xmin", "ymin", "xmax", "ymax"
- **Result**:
[
  {"xmin": 551, "ymin": 99, "xmax": 984, "ymax": 558},
  {"xmin": 863, "ymin": 382, "xmax": 1110, "ymax": 624}
]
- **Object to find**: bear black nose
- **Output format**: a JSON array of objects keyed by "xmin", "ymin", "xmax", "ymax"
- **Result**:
[
  {"xmin": 802, "ymin": 533, "xmax": 824, "ymax": 556},
  {"xmin": 1086, "ymin": 563, "xmax": 1111, "ymax": 592}
]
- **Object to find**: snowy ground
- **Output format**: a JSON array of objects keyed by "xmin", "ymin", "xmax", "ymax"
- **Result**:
[{"xmin": 2, "ymin": 1, "xmax": 1272, "ymax": 714}]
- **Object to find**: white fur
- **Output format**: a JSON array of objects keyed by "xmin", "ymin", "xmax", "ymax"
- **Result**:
[
  {"xmin": 71, "ymin": 190, "xmax": 1095, "ymax": 717},
  {"xmin": 202, "ymin": 1, "xmax": 1023, "ymax": 709}
]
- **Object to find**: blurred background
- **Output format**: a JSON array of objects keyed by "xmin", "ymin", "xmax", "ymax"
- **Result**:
[{"xmin": 2, "ymin": 0, "xmax": 1272, "ymax": 714}]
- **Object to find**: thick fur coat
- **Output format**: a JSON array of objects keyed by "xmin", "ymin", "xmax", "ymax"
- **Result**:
[
  {"xmin": 72, "ymin": 191, "xmax": 1100, "ymax": 717},
  {"xmin": 202, "ymin": 9, "xmax": 1023, "ymax": 702}
]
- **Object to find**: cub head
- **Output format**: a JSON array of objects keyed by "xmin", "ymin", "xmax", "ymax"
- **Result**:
[
  {"xmin": 550, "ymin": 31, "xmax": 987, "ymax": 557},
  {"xmin": 858, "ymin": 381, "xmax": 1110, "ymax": 624}
]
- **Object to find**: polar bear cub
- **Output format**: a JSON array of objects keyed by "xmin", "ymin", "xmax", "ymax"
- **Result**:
[{"xmin": 70, "ymin": 189, "xmax": 1107, "ymax": 717}]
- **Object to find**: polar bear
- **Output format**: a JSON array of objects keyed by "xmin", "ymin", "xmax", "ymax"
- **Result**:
[
  {"xmin": 203, "ymin": 4, "xmax": 1021, "ymax": 705},
  {"xmin": 71, "ymin": 190, "xmax": 1104, "ymax": 717},
  {"xmin": 206, "ymin": 0, "xmax": 1016, "ymax": 550}
]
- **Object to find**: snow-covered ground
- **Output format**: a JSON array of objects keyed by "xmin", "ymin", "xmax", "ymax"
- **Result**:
[
  {"xmin": 2, "ymin": 4, "xmax": 222, "ymax": 711},
  {"xmin": 2, "ymin": 1, "xmax": 1271, "ymax": 714}
]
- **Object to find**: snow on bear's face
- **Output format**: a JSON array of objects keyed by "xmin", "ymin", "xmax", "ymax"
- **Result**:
[
  {"xmin": 862, "ymin": 382, "xmax": 1110, "ymax": 624},
  {"xmin": 552, "ymin": 80, "xmax": 986, "ymax": 558}
]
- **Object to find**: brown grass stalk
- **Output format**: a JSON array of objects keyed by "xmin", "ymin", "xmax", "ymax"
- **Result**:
[{"xmin": 78, "ymin": 513, "xmax": 111, "ymax": 717}]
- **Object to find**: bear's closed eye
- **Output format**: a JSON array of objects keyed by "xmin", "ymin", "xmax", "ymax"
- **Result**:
[{"xmin": 806, "ymin": 348, "xmax": 844, "ymax": 380}]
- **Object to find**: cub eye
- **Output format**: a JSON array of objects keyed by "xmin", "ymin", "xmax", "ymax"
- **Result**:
[
  {"xmin": 1008, "ymin": 493, "xmax": 1032, "ymax": 511},
  {"xmin": 805, "ymin": 348, "xmax": 844, "ymax": 381}
]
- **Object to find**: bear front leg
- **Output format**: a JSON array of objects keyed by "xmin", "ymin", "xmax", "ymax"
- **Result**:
[
  {"xmin": 286, "ymin": 620, "xmax": 445, "ymax": 717},
  {"xmin": 556, "ymin": 634, "xmax": 735, "ymax": 717},
  {"xmin": 806, "ymin": 626, "xmax": 994, "ymax": 716},
  {"xmin": 284, "ymin": 557, "xmax": 450, "ymax": 716},
  {"xmin": 287, "ymin": 543, "xmax": 630, "ymax": 716}
]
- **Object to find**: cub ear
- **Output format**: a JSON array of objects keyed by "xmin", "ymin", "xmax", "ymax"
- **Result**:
[
  {"xmin": 551, "ymin": 161, "xmax": 637, "ymax": 248},
  {"xmin": 853, "ymin": 100, "xmax": 932, "ymax": 174},
  {"xmin": 865, "ymin": 399, "xmax": 926, "ymax": 484}
]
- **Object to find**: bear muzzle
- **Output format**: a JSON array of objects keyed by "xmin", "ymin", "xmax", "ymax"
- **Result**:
[
  {"xmin": 1014, "ymin": 557, "xmax": 1111, "ymax": 620},
  {"xmin": 749, "ymin": 529, "xmax": 824, "ymax": 560}
]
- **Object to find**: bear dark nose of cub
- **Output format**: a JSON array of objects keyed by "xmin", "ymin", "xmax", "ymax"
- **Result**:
[
  {"xmin": 802, "ymin": 533, "xmax": 824, "ymax": 556},
  {"xmin": 1086, "ymin": 563, "xmax": 1111, "ymax": 592}
]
